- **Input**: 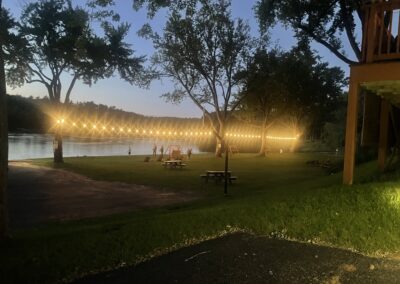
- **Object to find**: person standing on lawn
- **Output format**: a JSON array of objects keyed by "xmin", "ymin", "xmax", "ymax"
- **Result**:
[
  {"xmin": 152, "ymin": 144, "xmax": 157, "ymax": 157},
  {"xmin": 160, "ymin": 145, "xmax": 164, "ymax": 158}
]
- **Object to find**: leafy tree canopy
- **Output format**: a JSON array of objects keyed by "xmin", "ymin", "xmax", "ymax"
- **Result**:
[
  {"xmin": 132, "ymin": 0, "xmax": 197, "ymax": 18},
  {"xmin": 255, "ymin": 0, "xmax": 364, "ymax": 64},
  {"xmin": 140, "ymin": 0, "xmax": 253, "ymax": 149},
  {"xmin": 239, "ymin": 42, "xmax": 346, "ymax": 139},
  {"xmin": 5, "ymin": 0, "xmax": 148, "ymax": 104}
]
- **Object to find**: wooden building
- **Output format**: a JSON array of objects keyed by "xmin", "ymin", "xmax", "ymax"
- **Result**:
[{"xmin": 344, "ymin": 0, "xmax": 400, "ymax": 184}]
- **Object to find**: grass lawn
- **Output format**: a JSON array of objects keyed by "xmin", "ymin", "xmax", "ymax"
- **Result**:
[
  {"xmin": 33, "ymin": 153, "xmax": 345, "ymax": 196},
  {"xmin": 2, "ymin": 153, "xmax": 400, "ymax": 283}
]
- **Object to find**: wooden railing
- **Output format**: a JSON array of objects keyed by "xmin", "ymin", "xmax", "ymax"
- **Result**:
[{"xmin": 362, "ymin": 0, "xmax": 400, "ymax": 63}]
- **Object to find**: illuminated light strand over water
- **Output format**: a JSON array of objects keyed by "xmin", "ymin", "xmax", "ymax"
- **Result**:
[
  {"xmin": 55, "ymin": 119, "xmax": 298, "ymax": 140},
  {"xmin": 266, "ymin": 135, "xmax": 298, "ymax": 141}
]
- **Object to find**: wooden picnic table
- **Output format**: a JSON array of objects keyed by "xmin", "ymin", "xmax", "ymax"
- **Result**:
[
  {"xmin": 200, "ymin": 170, "xmax": 237, "ymax": 184},
  {"xmin": 163, "ymin": 160, "xmax": 186, "ymax": 169}
]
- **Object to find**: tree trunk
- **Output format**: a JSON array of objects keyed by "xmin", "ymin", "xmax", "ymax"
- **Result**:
[
  {"xmin": 258, "ymin": 128, "xmax": 268, "ymax": 156},
  {"xmin": 290, "ymin": 125, "xmax": 299, "ymax": 153},
  {"xmin": 53, "ymin": 102, "xmax": 64, "ymax": 163},
  {"xmin": 0, "ymin": 0, "xmax": 9, "ymax": 239},
  {"xmin": 53, "ymin": 132, "xmax": 64, "ymax": 163},
  {"xmin": 258, "ymin": 119, "xmax": 269, "ymax": 156},
  {"xmin": 215, "ymin": 136, "xmax": 224, "ymax": 157},
  {"xmin": 214, "ymin": 123, "xmax": 226, "ymax": 157}
]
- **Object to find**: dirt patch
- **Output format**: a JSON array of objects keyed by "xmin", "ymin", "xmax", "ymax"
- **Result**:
[
  {"xmin": 8, "ymin": 161, "xmax": 200, "ymax": 228},
  {"xmin": 74, "ymin": 233, "xmax": 400, "ymax": 284}
]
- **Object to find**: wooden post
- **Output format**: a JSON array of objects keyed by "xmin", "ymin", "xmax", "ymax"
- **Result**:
[
  {"xmin": 378, "ymin": 99, "xmax": 390, "ymax": 171},
  {"xmin": 343, "ymin": 81, "xmax": 360, "ymax": 185},
  {"xmin": 224, "ymin": 142, "xmax": 229, "ymax": 195}
]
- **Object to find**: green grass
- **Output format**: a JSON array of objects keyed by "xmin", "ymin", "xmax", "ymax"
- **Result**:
[
  {"xmin": 33, "ymin": 153, "xmax": 346, "ymax": 195},
  {"xmin": 2, "ymin": 153, "xmax": 400, "ymax": 283}
]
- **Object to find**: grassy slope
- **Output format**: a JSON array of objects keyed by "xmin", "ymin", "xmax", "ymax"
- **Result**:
[{"xmin": 2, "ymin": 154, "xmax": 400, "ymax": 283}]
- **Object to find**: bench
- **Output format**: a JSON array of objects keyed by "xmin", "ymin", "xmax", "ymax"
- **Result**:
[
  {"xmin": 229, "ymin": 176, "xmax": 238, "ymax": 182},
  {"xmin": 163, "ymin": 161, "xmax": 186, "ymax": 169},
  {"xmin": 200, "ymin": 174, "xmax": 237, "ymax": 184}
]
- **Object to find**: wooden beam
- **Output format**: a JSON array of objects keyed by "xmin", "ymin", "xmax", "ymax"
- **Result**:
[
  {"xmin": 343, "ymin": 81, "xmax": 360, "ymax": 185},
  {"xmin": 378, "ymin": 99, "xmax": 390, "ymax": 171},
  {"xmin": 351, "ymin": 61, "xmax": 400, "ymax": 83}
]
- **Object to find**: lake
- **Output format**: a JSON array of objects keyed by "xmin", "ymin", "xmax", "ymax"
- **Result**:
[{"xmin": 8, "ymin": 133, "xmax": 201, "ymax": 160}]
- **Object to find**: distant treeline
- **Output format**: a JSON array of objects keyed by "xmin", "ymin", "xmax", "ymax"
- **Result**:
[
  {"xmin": 7, "ymin": 95, "xmax": 51, "ymax": 133},
  {"xmin": 7, "ymin": 95, "xmax": 203, "ymax": 133}
]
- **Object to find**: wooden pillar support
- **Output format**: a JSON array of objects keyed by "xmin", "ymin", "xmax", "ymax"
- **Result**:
[
  {"xmin": 378, "ymin": 99, "xmax": 390, "ymax": 172},
  {"xmin": 343, "ymin": 82, "xmax": 360, "ymax": 185}
]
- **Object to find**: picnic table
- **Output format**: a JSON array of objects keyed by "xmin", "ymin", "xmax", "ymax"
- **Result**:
[
  {"xmin": 200, "ymin": 170, "xmax": 237, "ymax": 184},
  {"xmin": 163, "ymin": 160, "xmax": 186, "ymax": 169}
]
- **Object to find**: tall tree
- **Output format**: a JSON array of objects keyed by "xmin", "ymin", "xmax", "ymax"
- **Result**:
[
  {"xmin": 0, "ymin": 0, "xmax": 8, "ymax": 239},
  {"xmin": 140, "ymin": 0, "xmax": 253, "ymax": 156},
  {"xmin": 236, "ymin": 48, "xmax": 288, "ymax": 156},
  {"xmin": 238, "ymin": 43, "xmax": 345, "ymax": 155},
  {"xmin": 7, "ymin": 0, "xmax": 147, "ymax": 163},
  {"xmin": 281, "ymin": 44, "xmax": 346, "ymax": 143},
  {"xmin": 255, "ymin": 0, "xmax": 363, "ymax": 64}
]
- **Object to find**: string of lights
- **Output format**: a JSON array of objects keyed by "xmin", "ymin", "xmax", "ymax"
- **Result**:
[{"xmin": 55, "ymin": 119, "xmax": 299, "ymax": 141}]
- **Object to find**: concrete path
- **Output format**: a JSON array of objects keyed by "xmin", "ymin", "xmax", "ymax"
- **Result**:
[
  {"xmin": 7, "ymin": 162, "xmax": 198, "ymax": 228},
  {"xmin": 75, "ymin": 233, "xmax": 400, "ymax": 284}
]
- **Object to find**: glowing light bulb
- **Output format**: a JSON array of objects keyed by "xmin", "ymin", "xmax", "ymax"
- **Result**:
[
  {"xmin": 135, "ymin": 129, "xmax": 139, "ymax": 133},
  {"xmin": 93, "ymin": 125, "xmax": 97, "ymax": 129},
  {"xmin": 72, "ymin": 122, "xmax": 76, "ymax": 126},
  {"xmin": 83, "ymin": 124, "xmax": 87, "ymax": 128},
  {"xmin": 120, "ymin": 128, "xmax": 124, "ymax": 132},
  {"xmin": 103, "ymin": 126, "xmax": 106, "ymax": 130},
  {"xmin": 112, "ymin": 127, "xmax": 115, "ymax": 131}
]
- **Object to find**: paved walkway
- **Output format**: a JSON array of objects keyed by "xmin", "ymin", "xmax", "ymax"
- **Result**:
[
  {"xmin": 7, "ymin": 162, "xmax": 199, "ymax": 228},
  {"xmin": 75, "ymin": 233, "xmax": 400, "ymax": 284}
]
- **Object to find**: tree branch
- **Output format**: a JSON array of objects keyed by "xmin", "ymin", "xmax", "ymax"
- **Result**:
[
  {"xmin": 339, "ymin": 0, "xmax": 362, "ymax": 61},
  {"xmin": 175, "ymin": 73, "xmax": 221, "ymax": 139},
  {"xmin": 25, "ymin": 79, "xmax": 47, "ymax": 85},
  {"xmin": 230, "ymin": 93, "xmax": 248, "ymax": 113},
  {"xmin": 64, "ymin": 73, "xmax": 78, "ymax": 104},
  {"xmin": 27, "ymin": 65, "xmax": 51, "ymax": 85},
  {"xmin": 299, "ymin": 24, "xmax": 358, "ymax": 65},
  {"xmin": 32, "ymin": 62, "xmax": 52, "ymax": 81}
]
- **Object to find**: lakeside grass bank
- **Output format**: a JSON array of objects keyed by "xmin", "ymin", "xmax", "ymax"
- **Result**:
[{"xmin": 2, "ymin": 153, "xmax": 400, "ymax": 283}]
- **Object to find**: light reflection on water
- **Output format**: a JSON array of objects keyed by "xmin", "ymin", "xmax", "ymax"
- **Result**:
[{"xmin": 8, "ymin": 133, "xmax": 200, "ymax": 160}]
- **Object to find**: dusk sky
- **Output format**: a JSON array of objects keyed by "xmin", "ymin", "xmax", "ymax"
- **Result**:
[{"xmin": 3, "ymin": 0, "xmax": 357, "ymax": 118}]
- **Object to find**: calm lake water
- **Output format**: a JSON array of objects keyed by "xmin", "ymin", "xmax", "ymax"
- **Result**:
[{"xmin": 8, "ymin": 133, "xmax": 201, "ymax": 160}]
